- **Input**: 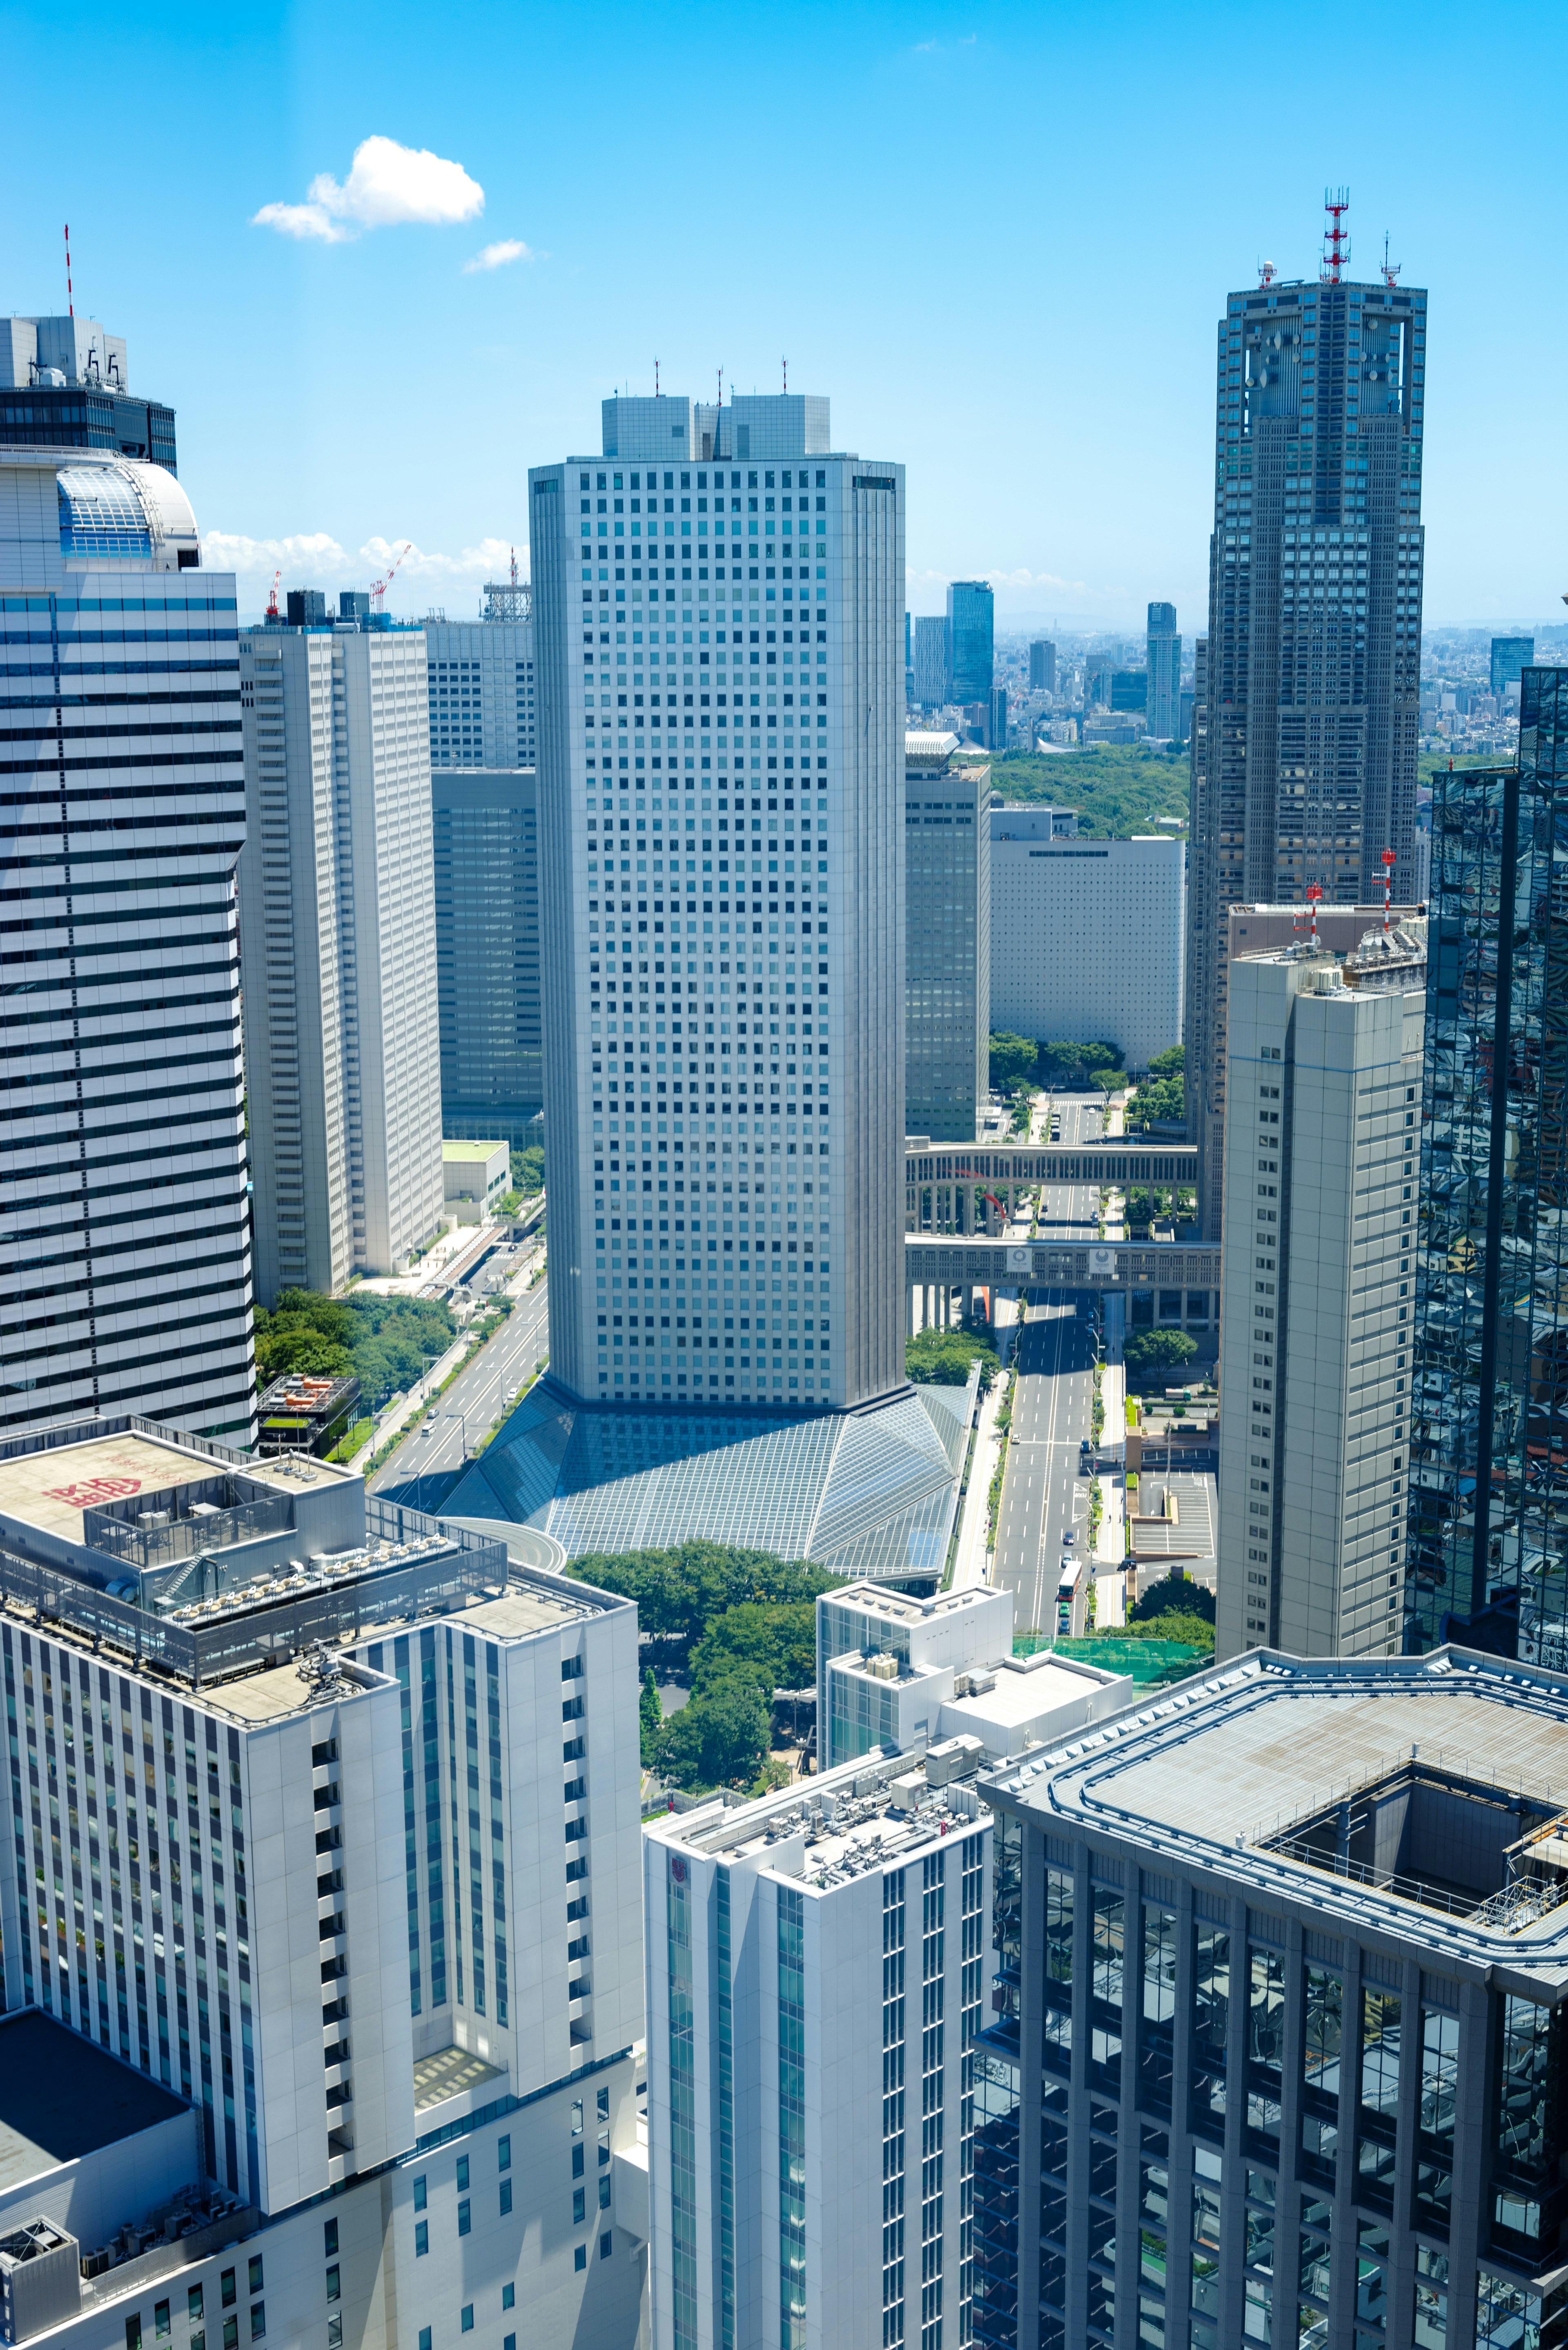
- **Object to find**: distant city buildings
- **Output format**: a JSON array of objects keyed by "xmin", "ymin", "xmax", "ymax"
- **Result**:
[
  {"xmin": 1216, "ymin": 925, "xmax": 1425, "ymax": 1660},
  {"xmin": 238, "ymin": 621, "xmax": 444, "ymax": 1302},
  {"xmin": 904, "ymin": 732, "xmax": 991, "ymax": 1140},
  {"xmin": 989, "ymin": 824, "xmax": 1185, "ymax": 1070},
  {"xmin": 1146, "ymin": 599, "xmax": 1182, "ymax": 738},
  {"xmin": 433, "ymin": 769, "xmax": 542, "ymax": 1144},
  {"xmin": 1187, "ymin": 256, "xmax": 1428, "ymax": 1245},
  {"xmin": 1029, "ymin": 638, "xmax": 1056, "ymax": 692},
  {"xmin": 988, "ymin": 682, "xmax": 1008, "ymax": 749},
  {"xmin": 913, "ymin": 613, "xmax": 947, "ymax": 707},
  {"xmin": 1490, "ymin": 633, "xmax": 1534, "ymax": 701},
  {"xmin": 0, "ymin": 437, "xmax": 254, "ymax": 1444},
  {"xmin": 947, "ymin": 578, "xmax": 994, "ymax": 704}
]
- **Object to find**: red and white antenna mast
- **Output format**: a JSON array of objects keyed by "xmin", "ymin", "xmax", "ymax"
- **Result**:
[
  {"xmin": 509, "ymin": 545, "xmax": 518, "ymax": 590},
  {"xmin": 1258, "ymin": 259, "xmax": 1277, "ymax": 288},
  {"xmin": 1382, "ymin": 847, "xmax": 1396, "ymax": 930},
  {"xmin": 1382, "ymin": 232, "xmax": 1401, "ymax": 290},
  {"xmin": 655, "ymin": 357, "xmax": 659, "ymax": 394},
  {"xmin": 64, "ymin": 223, "xmax": 74, "ymax": 319},
  {"xmin": 782, "ymin": 355, "xmax": 788, "ymax": 392},
  {"xmin": 265, "ymin": 569, "xmax": 281, "ymax": 623},
  {"xmin": 1321, "ymin": 188, "xmax": 1350, "ymax": 284},
  {"xmin": 1305, "ymin": 881, "xmax": 1324, "ymax": 946}
]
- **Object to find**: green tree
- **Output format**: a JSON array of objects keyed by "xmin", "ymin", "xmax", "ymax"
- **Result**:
[
  {"xmin": 655, "ymin": 1679, "xmax": 771, "ymax": 1791},
  {"xmin": 639, "ymin": 1667, "xmax": 663, "ymax": 1768},
  {"xmin": 512, "ymin": 1144, "xmax": 546, "ymax": 1194},
  {"xmin": 987, "ymin": 1032, "xmax": 1038, "ymax": 1096},
  {"xmin": 690, "ymin": 1601, "xmax": 818, "ymax": 1704},
  {"xmin": 1037, "ymin": 1038, "xmax": 1123, "ymax": 1088},
  {"xmin": 1123, "ymin": 1328, "xmax": 1199, "ymax": 1383},
  {"xmin": 1130, "ymin": 1569, "xmax": 1215, "ymax": 1627},
  {"xmin": 570, "ymin": 1541, "xmax": 838, "ymax": 1641},
  {"xmin": 906, "ymin": 1328, "xmax": 999, "ymax": 1388},
  {"xmin": 1147, "ymin": 1044, "xmax": 1185, "ymax": 1078}
]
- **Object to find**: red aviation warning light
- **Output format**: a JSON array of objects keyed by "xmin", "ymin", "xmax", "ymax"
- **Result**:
[{"xmin": 1305, "ymin": 881, "xmax": 1324, "ymax": 946}]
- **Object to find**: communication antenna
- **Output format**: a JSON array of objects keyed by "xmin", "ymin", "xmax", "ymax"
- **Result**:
[
  {"xmin": 1321, "ymin": 188, "xmax": 1350, "ymax": 284},
  {"xmin": 509, "ymin": 546, "xmax": 518, "ymax": 589},
  {"xmin": 64, "ymin": 223, "xmax": 74, "ymax": 319},
  {"xmin": 655, "ymin": 357, "xmax": 659, "ymax": 394},
  {"xmin": 265, "ymin": 569, "xmax": 281, "ymax": 623},
  {"xmin": 1382, "ymin": 232, "xmax": 1401, "ymax": 290},
  {"xmin": 1258, "ymin": 260, "xmax": 1277, "ymax": 288},
  {"xmin": 1381, "ymin": 846, "xmax": 1396, "ymax": 932},
  {"xmin": 1305, "ymin": 880, "xmax": 1324, "ymax": 946},
  {"xmin": 782, "ymin": 355, "xmax": 788, "ymax": 392}
]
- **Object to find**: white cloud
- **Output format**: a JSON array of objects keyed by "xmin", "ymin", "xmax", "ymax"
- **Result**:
[
  {"xmin": 463, "ymin": 239, "xmax": 532, "ymax": 274},
  {"xmin": 252, "ymin": 135, "xmax": 484, "ymax": 244},
  {"xmin": 202, "ymin": 529, "xmax": 525, "ymax": 614},
  {"xmin": 204, "ymin": 529, "xmax": 350, "ymax": 577}
]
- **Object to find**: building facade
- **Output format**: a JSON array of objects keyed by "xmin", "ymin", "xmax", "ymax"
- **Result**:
[
  {"xmin": 238, "ymin": 622, "xmax": 444, "ymax": 1302},
  {"xmin": 0, "ymin": 447, "xmax": 254, "ymax": 1445},
  {"xmin": 0, "ymin": 313, "xmax": 176, "ymax": 473},
  {"xmin": 644, "ymin": 1744, "xmax": 993, "ymax": 2350},
  {"xmin": 423, "ymin": 595, "xmax": 537, "ymax": 773},
  {"xmin": 1216, "ymin": 930, "xmax": 1425, "ymax": 1661},
  {"xmin": 972, "ymin": 1646, "xmax": 1568, "ymax": 2350},
  {"xmin": 913, "ymin": 615, "xmax": 947, "ymax": 709},
  {"xmin": 432, "ymin": 770, "xmax": 542, "ymax": 1144},
  {"xmin": 529, "ymin": 390, "xmax": 906, "ymax": 1412},
  {"xmin": 0, "ymin": 1414, "xmax": 648, "ymax": 2348},
  {"xmin": 989, "ymin": 828, "xmax": 1185, "ymax": 1073},
  {"xmin": 905, "ymin": 734, "xmax": 990, "ymax": 1141},
  {"xmin": 946, "ymin": 581, "xmax": 993, "ymax": 707},
  {"xmin": 1146, "ymin": 602, "xmax": 1182, "ymax": 740},
  {"xmin": 1490, "ymin": 636, "xmax": 1534, "ymax": 702},
  {"xmin": 1408, "ymin": 675, "xmax": 1568, "ymax": 1664},
  {"xmin": 1186, "ymin": 253, "xmax": 1428, "ymax": 1266},
  {"xmin": 1028, "ymin": 641, "xmax": 1056, "ymax": 694}
]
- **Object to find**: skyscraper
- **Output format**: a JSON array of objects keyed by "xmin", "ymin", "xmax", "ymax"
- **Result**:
[
  {"xmin": 1215, "ymin": 925, "xmax": 1425, "ymax": 1661},
  {"xmin": 1186, "ymin": 224, "xmax": 1428, "ymax": 1234},
  {"xmin": 1490, "ymin": 634, "xmax": 1534, "ymax": 702},
  {"xmin": 423, "ymin": 586, "xmax": 537, "ymax": 770},
  {"xmin": 946, "ymin": 579, "xmax": 994, "ymax": 705},
  {"xmin": 433, "ymin": 769, "xmax": 542, "ymax": 1144},
  {"xmin": 444, "ymin": 394, "xmax": 970, "ymax": 1575},
  {"xmin": 1146, "ymin": 600, "xmax": 1182, "ymax": 738},
  {"xmin": 904, "ymin": 731, "xmax": 990, "ymax": 1140},
  {"xmin": 1028, "ymin": 638, "xmax": 1056, "ymax": 693},
  {"xmin": 913, "ymin": 613, "xmax": 947, "ymax": 707},
  {"xmin": 1407, "ymin": 672, "xmax": 1568, "ymax": 1665},
  {"xmin": 0, "ymin": 444, "xmax": 254, "ymax": 1444},
  {"xmin": 238, "ymin": 621, "xmax": 444, "ymax": 1303},
  {"xmin": 0, "ymin": 311, "xmax": 176, "ymax": 471}
]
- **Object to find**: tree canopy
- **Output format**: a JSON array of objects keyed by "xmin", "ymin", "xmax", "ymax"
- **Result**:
[
  {"xmin": 1148, "ymin": 1044, "xmax": 1185, "ymax": 1078},
  {"xmin": 568, "ymin": 1540, "xmax": 839, "ymax": 1642},
  {"xmin": 653, "ymin": 1680, "xmax": 773, "ymax": 1792},
  {"xmin": 253, "ymin": 1289, "xmax": 457, "ymax": 1405},
  {"xmin": 1124, "ymin": 1328, "xmax": 1199, "ymax": 1381},
  {"xmin": 987, "ymin": 1032, "xmax": 1038, "ymax": 1096},
  {"xmin": 906, "ymin": 1329, "xmax": 999, "ymax": 1389},
  {"xmin": 1130, "ymin": 1569, "xmax": 1215, "ymax": 1628},
  {"xmin": 1036, "ymin": 1038, "xmax": 1124, "ymax": 1088}
]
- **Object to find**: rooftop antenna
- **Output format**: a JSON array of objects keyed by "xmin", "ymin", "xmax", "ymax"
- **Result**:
[
  {"xmin": 1321, "ymin": 188, "xmax": 1350, "ymax": 284},
  {"xmin": 1305, "ymin": 880, "xmax": 1324, "ymax": 945},
  {"xmin": 265, "ymin": 569, "xmax": 281, "ymax": 624},
  {"xmin": 782, "ymin": 355, "xmax": 788, "ymax": 392},
  {"xmin": 64, "ymin": 222, "xmax": 74, "ymax": 319},
  {"xmin": 1258, "ymin": 259, "xmax": 1277, "ymax": 288},
  {"xmin": 1382, "ymin": 846, "xmax": 1396, "ymax": 932},
  {"xmin": 509, "ymin": 546, "xmax": 517, "ymax": 589},
  {"xmin": 1382, "ymin": 232, "xmax": 1401, "ymax": 290},
  {"xmin": 655, "ymin": 357, "xmax": 659, "ymax": 394}
]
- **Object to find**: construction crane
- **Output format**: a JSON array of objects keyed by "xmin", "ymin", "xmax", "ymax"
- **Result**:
[
  {"xmin": 265, "ymin": 569, "xmax": 281, "ymax": 623},
  {"xmin": 370, "ymin": 542, "xmax": 412, "ymax": 610}
]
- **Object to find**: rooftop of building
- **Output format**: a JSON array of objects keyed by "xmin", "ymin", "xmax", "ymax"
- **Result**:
[
  {"xmin": 657, "ymin": 1740, "xmax": 990, "ymax": 1890},
  {"xmin": 0, "ymin": 2014, "xmax": 186, "ymax": 2193},
  {"xmin": 824, "ymin": 1579, "xmax": 1002, "ymax": 1630},
  {"xmin": 441, "ymin": 1138, "xmax": 508, "ymax": 1162},
  {"xmin": 989, "ymin": 1647, "xmax": 1568, "ymax": 1985},
  {"xmin": 0, "ymin": 1423, "xmax": 347, "ymax": 1550}
]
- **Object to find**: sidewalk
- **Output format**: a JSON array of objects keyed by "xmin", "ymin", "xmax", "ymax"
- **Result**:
[{"xmin": 951, "ymin": 1371, "xmax": 1009, "ymax": 1591}]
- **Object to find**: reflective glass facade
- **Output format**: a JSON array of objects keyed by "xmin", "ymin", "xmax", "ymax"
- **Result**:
[
  {"xmin": 1407, "ymin": 670, "xmax": 1568, "ymax": 1661},
  {"xmin": 946, "ymin": 581, "xmax": 993, "ymax": 707}
]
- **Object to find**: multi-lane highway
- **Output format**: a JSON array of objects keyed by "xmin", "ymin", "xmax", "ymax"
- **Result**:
[
  {"xmin": 372, "ymin": 1250, "xmax": 551, "ymax": 1514},
  {"xmin": 990, "ymin": 1093, "xmax": 1111, "ymax": 1637}
]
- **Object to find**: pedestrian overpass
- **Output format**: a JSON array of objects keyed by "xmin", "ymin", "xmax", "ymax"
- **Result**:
[{"xmin": 904, "ymin": 1232, "xmax": 1221, "ymax": 1332}]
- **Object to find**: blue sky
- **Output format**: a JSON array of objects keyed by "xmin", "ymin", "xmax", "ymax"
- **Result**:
[{"xmin": 7, "ymin": 0, "xmax": 1564, "ymax": 633}]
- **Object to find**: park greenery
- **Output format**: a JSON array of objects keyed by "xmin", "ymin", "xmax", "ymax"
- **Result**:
[
  {"xmin": 568, "ymin": 1541, "xmax": 841, "ymax": 1793},
  {"xmin": 253, "ymin": 1290, "xmax": 457, "ymax": 1409},
  {"xmin": 989, "ymin": 1033, "xmax": 1127, "ymax": 1098},
  {"xmin": 1123, "ymin": 1328, "xmax": 1200, "ymax": 1387},
  {"xmin": 988, "ymin": 745, "xmax": 1190, "ymax": 838},
  {"xmin": 510, "ymin": 1143, "xmax": 545, "ymax": 1194},
  {"xmin": 1127, "ymin": 1043, "xmax": 1185, "ymax": 1126},
  {"xmin": 1122, "ymin": 1569, "xmax": 1216, "ymax": 1652},
  {"xmin": 906, "ymin": 1327, "xmax": 1000, "ymax": 1388}
]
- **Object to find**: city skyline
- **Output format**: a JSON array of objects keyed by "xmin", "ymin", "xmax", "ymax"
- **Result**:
[{"xmin": 8, "ymin": 1, "xmax": 1566, "ymax": 633}]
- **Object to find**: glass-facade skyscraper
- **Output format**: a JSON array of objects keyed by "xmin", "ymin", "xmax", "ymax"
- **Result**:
[
  {"xmin": 1146, "ymin": 600, "xmax": 1182, "ymax": 740},
  {"xmin": 1187, "ymin": 250, "xmax": 1428, "ymax": 1234},
  {"xmin": 1407, "ymin": 669, "xmax": 1568, "ymax": 1664},
  {"xmin": 947, "ymin": 578, "xmax": 994, "ymax": 705},
  {"xmin": 432, "ymin": 769, "xmax": 542, "ymax": 1143}
]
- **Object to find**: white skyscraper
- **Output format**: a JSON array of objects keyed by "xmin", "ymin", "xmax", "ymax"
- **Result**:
[
  {"xmin": 1216, "ymin": 925, "xmax": 1425, "ymax": 1659},
  {"xmin": 423, "ymin": 586, "xmax": 536, "ymax": 771},
  {"xmin": 0, "ymin": 446, "xmax": 254, "ymax": 1445},
  {"xmin": 238, "ymin": 623, "xmax": 445, "ymax": 1302},
  {"xmin": 0, "ymin": 1414, "xmax": 648, "ymax": 2347}
]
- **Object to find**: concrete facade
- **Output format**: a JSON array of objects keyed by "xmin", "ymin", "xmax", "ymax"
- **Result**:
[
  {"xmin": 423, "ymin": 613, "xmax": 536, "ymax": 774},
  {"xmin": 904, "ymin": 736, "xmax": 990, "ymax": 1142},
  {"xmin": 989, "ymin": 829, "xmax": 1185, "ymax": 1074},
  {"xmin": 432, "ymin": 771, "xmax": 542, "ymax": 1146}
]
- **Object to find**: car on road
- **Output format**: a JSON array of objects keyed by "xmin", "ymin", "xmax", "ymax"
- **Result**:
[{"xmin": 1061, "ymin": 1529, "xmax": 1076, "ymax": 1545}]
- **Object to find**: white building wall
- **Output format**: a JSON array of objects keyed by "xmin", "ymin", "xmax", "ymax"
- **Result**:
[
  {"xmin": 1216, "ymin": 954, "xmax": 1421, "ymax": 1661},
  {"xmin": 423, "ymin": 618, "xmax": 537, "ymax": 771},
  {"xmin": 989, "ymin": 831, "xmax": 1185, "ymax": 1070}
]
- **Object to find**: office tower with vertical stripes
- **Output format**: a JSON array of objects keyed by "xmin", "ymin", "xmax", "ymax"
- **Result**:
[{"xmin": 1186, "ymin": 220, "xmax": 1428, "ymax": 1231}]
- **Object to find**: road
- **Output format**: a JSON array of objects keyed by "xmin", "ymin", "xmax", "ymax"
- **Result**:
[
  {"xmin": 991, "ymin": 1094, "xmax": 1108, "ymax": 1637},
  {"xmin": 372, "ymin": 1255, "xmax": 551, "ymax": 1514}
]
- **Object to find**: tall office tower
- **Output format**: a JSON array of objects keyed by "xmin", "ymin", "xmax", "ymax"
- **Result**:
[
  {"xmin": 990, "ymin": 826, "xmax": 1185, "ymax": 1071},
  {"xmin": 1408, "ymin": 675, "xmax": 1568, "ymax": 1663},
  {"xmin": 904, "ymin": 733, "xmax": 991, "ymax": 1140},
  {"xmin": 433, "ymin": 771, "xmax": 542, "ymax": 1144},
  {"xmin": 1028, "ymin": 639, "xmax": 1056, "ymax": 693},
  {"xmin": 0, "ymin": 1415, "xmax": 649, "ymax": 2343},
  {"xmin": 644, "ymin": 1742, "xmax": 994, "ymax": 2350},
  {"xmin": 0, "ymin": 311, "xmax": 177, "ymax": 470},
  {"xmin": 1187, "ymin": 226, "xmax": 1428, "ymax": 1244},
  {"xmin": 987, "ymin": 683, "xmax": 1008, "ymax": 749},
  {"xmin": 1146, "ymin": 600, "xmax": 1182, "ymax": 739},
  {"xmin": 238, "ymin": 623, "xmax": 444, "ymax": 1304},
  {"xmin": 1490, "ymin": 634, "xmax": 1534, "ymax": 702},
  {"xmin": 1215, "ymin": 928, "xmax": 1425, "ymax": 1662},
  {"xmin": 946, "ymin": 579, "xmax": 994, "ymax": 705},
  {"xmin": 0, "ymin": 445, "xmax": 254, "ymax": 1445},
  {"xmin": 424, "ymin": 586, "xmax": 537, "ymax": 771},
  {"xmin": 445, "ymin": 392, "xmax": 969, "ymax": 1574},
  {"xmin": 975, "ymin": 1646, "xmax": 1568, "ymax": 2350},
  {"xmin": 913, "ymin": 613, "xmax": 947, "ymax": 707},
  {"xmin": 286, "ymin": 588, "xmax": 328, "ymax": 627}
]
